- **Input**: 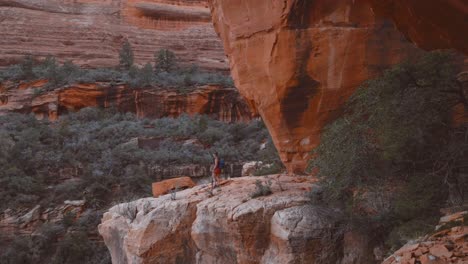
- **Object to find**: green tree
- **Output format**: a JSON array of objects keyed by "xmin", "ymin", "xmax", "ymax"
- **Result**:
[
  {"xmin": 139, "ymin": 62, "xmax": 154, "ymax": 87},
  {"xmin": 154, "ymin": 49, "xmax": 177, "ymax": 73},
  {"xmin": 20, "ymin": 55, "xmax": 35, "ymax": 80},
  {"xmin": 307, "ymin": 51, "xmax": 467, "ymax": 249},
  {"xmin": 119, "ymin": 40, "xmax": 134, "ymax": 71}
]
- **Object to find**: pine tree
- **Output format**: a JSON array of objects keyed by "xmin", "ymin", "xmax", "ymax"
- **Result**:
[
  {"xmin": 154, "ymin": 49, "xmax": 177, "ymax": 73},
  {"xmin": 119, "ymin": 40, "xmax": 134, "ymax": 71},
  {"xmin": 20, "ymin": 55, "xmax": 35, "ymax": 80},
  {"xmin": 140, "ymin": 63, "xmax": 153, "ymax": 87}
]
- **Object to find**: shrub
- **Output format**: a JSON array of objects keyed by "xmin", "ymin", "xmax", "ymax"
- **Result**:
[
  {"xmin": 307, "ymin": 51, "xmax": 466, "ymax": 252},
  {"xmin": 119, "ymin": 40, "xmax": 134, "ymax": 71},
  {"xmin": 20, "ymin": 55, "xmax": 35, "ymax": 80},
  {"xmin": 154, "ymin": 49, "xmax": 177, "ymax": 73},
  {"xmin": 0, "ymin": 237, "xmax": 33, "ymax": 264},
  {"xmin": 254, "ymin": 162, "xmax": 283, "ymax": 176},
  {"xmin": 62, "ymin": 211, "xmax": 76, "ymax": 228},
  {"xmin": 119, "ymin": 202, "xmax": 138, "ymax": 221},
  {"xmin": 250, "ymin": 179, "xmax": 272, "ymax": 198},
  {"xmin": 0, "ymin": 109, "xmax": 278, "ymax": 210},
  {"xmin": 51, "ymin": 232, "xmax": 93, "ymax": 264}
]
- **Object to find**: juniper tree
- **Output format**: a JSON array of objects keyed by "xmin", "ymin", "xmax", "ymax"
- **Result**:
[
  {"xmin": 20, "ymin": 55, "xmax": 35, "ymax": 80},
  {"xmin": 154, "ymin": 49, "xmax": 177, "ymax": 73},
  {"xmin": 307, "ymin": 51, "xmax": 467, "ymax": 250},
  {"xmin": 119, "ymin": 40, "xmax": 134, "ymax": 71}
]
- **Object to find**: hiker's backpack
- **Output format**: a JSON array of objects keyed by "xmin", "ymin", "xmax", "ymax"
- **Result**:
[{"xmin": 219, "ymin": 158, "xmax": 225, "ymax": 169}]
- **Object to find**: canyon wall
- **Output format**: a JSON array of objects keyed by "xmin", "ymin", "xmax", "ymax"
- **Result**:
[
  {"xmin": 208, "ymin": 0, "xmax": 468, "ymax": 173},
  {"xmin": 0, "ymin": 81, "xmax": 255, "ymax": 122},
  {"xmin": 0, "ymin": 0, "xmax": 227, "ymax": 70}
]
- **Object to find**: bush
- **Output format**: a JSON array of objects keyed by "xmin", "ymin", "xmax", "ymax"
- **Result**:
[
  {"xmin": 250, "ymin": 179, "xmax": 272, "ymax": 198},
  {"xmin": 254, "ymin": 162, "xmax": 283, "ymax": 176},
  {"xmin": 307, "ymin": 51, "xmax": 466, "ymax": 253},
  {"xmin": 119, "ymin": 40, "xmax": 134, "ymax": 71},
  {"xmin": 1, "ymin": 52, "xmax": 235, "ymax": 90},
  {"xmin": 51, "ymin": 231, "xmax": 109, "ymax": 264},
  {"xmin": 154, "ymin": 49, "xmax": 177, "ymax": 73},
  {"xmin": 119, "ymin": 202, "xmax": 138, "ymax": 221},
  {"xmin": 0, "ymin": 109, "xmax": 278, "ymax": 210},
  {"xmin": 20, "ymin": 55, "xmax": 35, "ymax": 80}
]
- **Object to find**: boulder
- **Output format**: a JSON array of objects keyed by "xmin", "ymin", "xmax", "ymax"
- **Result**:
[{"xmin": 152, "ymin": 177, "xmax": 196, "ymax": 198}]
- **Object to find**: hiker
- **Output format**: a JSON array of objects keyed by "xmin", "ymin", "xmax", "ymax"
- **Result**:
[{"xmin": 211, "ymin": 152, "xmax": 221, "ymax": 189}]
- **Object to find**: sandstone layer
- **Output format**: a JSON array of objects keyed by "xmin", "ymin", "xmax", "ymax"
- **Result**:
[
  {"xmin": 208, "ymin": 0, "xmax": 468, "ymax": 173},
  {"xmin": 98, "ymin": 176, "xmax": 356, "ymax": 264},
  {"xmin": 0, "ymin": 81, "xmax": 255, "ymax": 122},
  {"xmin": 0, "ymin": 0, "xmax": 227, "ymax": 70}
]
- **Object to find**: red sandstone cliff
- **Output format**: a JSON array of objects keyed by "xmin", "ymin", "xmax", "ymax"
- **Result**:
[
  {"xmin": 0, "ymin": 0, "xmax": 227, "ymax": 71},
  {"xmin": 0, "ymin": 81, "xmax": 255, "ymax": 122},
  {"xmin": 208, "ymin": 0, "xmax": 468, "ymax": 173}
]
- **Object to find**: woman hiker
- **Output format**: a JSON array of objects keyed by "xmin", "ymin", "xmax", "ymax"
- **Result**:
[{"xmin": 211, "ymin": 152, "xmax": 221, "ymax": 190}]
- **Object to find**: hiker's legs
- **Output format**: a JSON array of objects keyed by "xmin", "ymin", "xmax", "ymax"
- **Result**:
[
  {"xmin": 215, "ymin": 172, "xmax": 221, "ymax": 186},
  {"xmin": 211, "ymin": 172, "xmax": 217, "ymax": 189}
]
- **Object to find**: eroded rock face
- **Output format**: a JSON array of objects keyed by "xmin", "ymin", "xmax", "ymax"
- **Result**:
[
  {"xmin": 99, "ymin": 176, "xmax": 348, "ymax": 264},
  {"xmin": 208, "ymin": 0, "xmax": 467, "ymax": 173},
  {"xmin": 0, "ymin": 0, "xmax": 227, "ymax": 70},
  {"xmin": 0, "ymin": 81, "xmax": 255, "ymax": 122}
]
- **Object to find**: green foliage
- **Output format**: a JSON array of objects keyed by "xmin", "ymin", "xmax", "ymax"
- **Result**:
[
  {"xmin": 385, "ymin": 217, "xmax": 438, "ymax": 252},
  {"xmin": 62, "ymin": 212, "xmax": 76, "ymax": 228},
  {"xmin": 139, "ymin": 62, "xmax": 154, "ymax": 87},
  {"xmin": 154, "ymin": 49, "xmax": 177, "ymax": 73},
  {"xmin": 307, "ymin": 51, "xmax": 466, "ymax": 250},
  {"xmin": 0, "ymin": 109, "xmax": 276, "ymax": 211},
  {"xmin": 20, "ymin": 55, "xmax": 35, "ymax": 80},
  {"xmin": 250, "ymin": 179, "xmax": 272, "ymax": 198},
  {"xmin": 308, "ymin": 51, "xmax": 461, "ymax": 199},
  {"xmin": 119, "ymin": 40, "xmax": 134, "ymax": 71},
  {"xmin": 127, "ymin": 63, "xmax": 154, "ymax": 88},
  {"xmin": 253, "ymin": 162, "xmax": 284, "ymax": 176},
  {"xmin": 51, "ymin": 231, "xmax": 110, "ymax": 264},
  {"xmin": 1, "ymin": 52, "xmax": 234, "ymax": 90}
]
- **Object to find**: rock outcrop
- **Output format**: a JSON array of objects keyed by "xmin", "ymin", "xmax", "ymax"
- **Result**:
[
  {"xmin": 208, "ymin": 0, "xmax": 468, "ymax": 173},
  {"xmin": 0, "ymin": 201, "xmax": 86, "ymax": 240},
  {"xmin": 383, "ymin": 211, "xmax": 467, "ymax": 264},
  {"xmin": 99, "ymin": 176, "xmax": 350, "ymax": 264},
  {"xmin": 0, "ymin": 0, "xmax": 227, "ymax": 70},
  {"xmin": 0, "ymin": 81, "xmax": 256, "ymax": 122}
]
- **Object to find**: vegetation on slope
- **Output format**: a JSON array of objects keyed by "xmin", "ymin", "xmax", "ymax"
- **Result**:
[
  {"xmin": 0, "ymin": 43, "xmax": 233, "ymax": 92},
  {"xmin": 0, "ymin": 109, "xmax": 281, "ymax": 264},
  {"xmin": 307, "ymin": 52, "xmax": 468, "ymax": 253},
  {"xmin": 0, "ymin": 109, "xmax": 280, "ymax": 210}
]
